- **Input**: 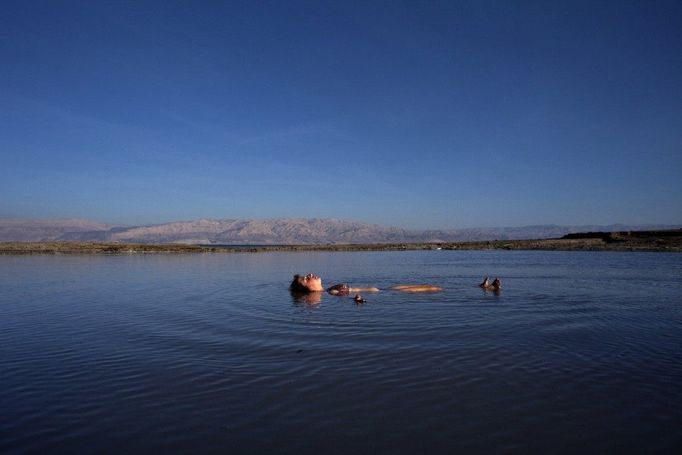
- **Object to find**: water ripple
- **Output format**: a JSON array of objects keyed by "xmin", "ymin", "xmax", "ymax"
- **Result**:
[{"xmin": 1, "ymin": 251, "xmax": 681, "ymax": 453}]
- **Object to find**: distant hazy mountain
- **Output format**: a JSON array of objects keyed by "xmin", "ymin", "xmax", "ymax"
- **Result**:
[
  {"xmin": 105, "ymin": 218, "xmax": 408, "ymax": 244},
  {"xmin": 1, "ymin": 218, "xmax": 680, "ymax": 244},
  {"xmin": 0, "ymin": 218, "xmax": 117, "ymax": 242}
]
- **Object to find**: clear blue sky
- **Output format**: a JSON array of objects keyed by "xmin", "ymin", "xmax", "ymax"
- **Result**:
[{"xmin": 1, "ymin": 0, "xmax": 681, "ymax": 228}]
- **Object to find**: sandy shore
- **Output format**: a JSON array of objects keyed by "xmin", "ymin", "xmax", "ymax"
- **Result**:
[{"xmin": 1, "ymin": 230, "xmax": 680, "ymax": 254}]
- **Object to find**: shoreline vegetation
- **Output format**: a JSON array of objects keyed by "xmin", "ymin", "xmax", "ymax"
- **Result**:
[{"xmin": 1, "ymin": 230, "xmax": 680, "ymax": 255}]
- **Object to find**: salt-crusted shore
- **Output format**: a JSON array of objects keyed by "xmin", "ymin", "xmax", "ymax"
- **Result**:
[{"xmin": 1, "ymin": 230, "xmax": 680, "ymax": 254}]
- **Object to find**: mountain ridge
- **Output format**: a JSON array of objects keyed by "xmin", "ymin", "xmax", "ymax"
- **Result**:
[{"xmin": 1, "ymin": 218, "xmax": 680, "ymax": 244}]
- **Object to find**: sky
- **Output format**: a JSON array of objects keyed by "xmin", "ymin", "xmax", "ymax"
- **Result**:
[{"xmin": 1, "ymin": 0, "xmax": 681, "ymax": 229}]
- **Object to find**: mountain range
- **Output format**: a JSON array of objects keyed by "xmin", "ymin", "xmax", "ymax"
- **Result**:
[{"xmin": 1, "ymin": 218, "xmax": 680, "ymax": 244}]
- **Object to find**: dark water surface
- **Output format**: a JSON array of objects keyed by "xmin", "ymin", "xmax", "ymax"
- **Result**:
[{"xmin": 1, "ymin": 251, "xmax": 681, "ymax": 453}]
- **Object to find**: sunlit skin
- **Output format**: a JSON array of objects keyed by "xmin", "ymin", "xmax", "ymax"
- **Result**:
[
  {"xmin": 327, "ymin": 283, "xmax": 380, "ymax": 295},
  {"xmin": 291, "ymin": 273, "xmax": 442, "ymax": 295},
  {"xmin": 291, "ymin": 274, "xmax": 380, "ymax": 295},
  {"xmin": 290, "ymin": 273, "xmax": 324, "ymax": 292},
  {"xmin": 391, "ymin": 284, "xmax": 443, "ymax": 293},
  {"xmin": 289, "ymin": 274, "xmax": 503, "ymax": 303}
]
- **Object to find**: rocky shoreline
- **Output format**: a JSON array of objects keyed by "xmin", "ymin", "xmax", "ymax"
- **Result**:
[{"xmin": 1, "ymin": 229, "xmax": 680, "ymax": 254}]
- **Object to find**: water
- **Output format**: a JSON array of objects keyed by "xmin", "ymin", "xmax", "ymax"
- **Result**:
[{"xmin": 1, "ymin": 251, "xmax": 681, "ymax": 453}]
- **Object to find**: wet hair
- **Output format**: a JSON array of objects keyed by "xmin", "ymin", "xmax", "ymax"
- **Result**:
[{"xmin": 290, "ymin": 275, "xmax": 309, "ymax": 293}]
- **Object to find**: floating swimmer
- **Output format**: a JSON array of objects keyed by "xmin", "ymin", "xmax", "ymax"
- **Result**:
[
  {"xmin": 291, "ymin": 273, "xmax": 441, "ymax": 295},
  {"xmin": 290, "ymin": 274, "xmax": 379, "ymax": 295}
]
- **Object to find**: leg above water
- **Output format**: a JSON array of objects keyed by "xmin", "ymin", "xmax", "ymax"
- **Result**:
[{"xmin": 391, "ymin": 284, "xmax": 443, "ymax": 293}]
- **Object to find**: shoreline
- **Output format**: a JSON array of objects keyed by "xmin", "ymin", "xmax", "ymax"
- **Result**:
[{"xmin": 1, "ymin": 230, "xmax": 680, "ymax": 254}]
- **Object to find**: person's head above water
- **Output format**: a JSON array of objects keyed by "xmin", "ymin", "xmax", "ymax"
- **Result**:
[{"xmin": 290, "ymin": 273, "xmax": 324, "ymax": 292}]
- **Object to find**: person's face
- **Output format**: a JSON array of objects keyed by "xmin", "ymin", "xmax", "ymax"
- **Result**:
[{"xmin": 297, "ymin": 273, "xmax": 323, "ymax": 291}]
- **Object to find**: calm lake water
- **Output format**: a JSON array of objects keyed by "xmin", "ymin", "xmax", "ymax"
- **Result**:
[{"xmin": 1, "ymin": 251, "xmax": 681, "ymax": 453}]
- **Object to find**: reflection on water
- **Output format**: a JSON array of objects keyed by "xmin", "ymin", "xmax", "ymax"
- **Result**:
[
  {"xmin": 291, "ymin": 290, "xmax": 322, "ymax": 306},
  {"xmin": 1, "ymin": 251, "xmax": 681, "ymax": 453}
]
